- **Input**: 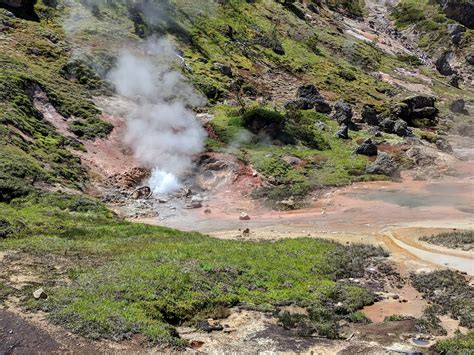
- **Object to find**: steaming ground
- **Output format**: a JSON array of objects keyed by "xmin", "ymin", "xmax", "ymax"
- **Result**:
[{"xmin": 106, "ymin": 38, "xmax": 207, "ymax": 193}]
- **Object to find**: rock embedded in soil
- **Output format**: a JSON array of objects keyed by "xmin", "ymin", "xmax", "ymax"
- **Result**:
[
  {"xmin": 239, "ymin": 212, "xmax": 251, "ymax": 220},
  {"xmin": 366, "ymin": 152, "xmax": 399, "ymax": 177},
  {"xmin": 33, "ymin": 288, "xmax": 47, "ymax": 300}
]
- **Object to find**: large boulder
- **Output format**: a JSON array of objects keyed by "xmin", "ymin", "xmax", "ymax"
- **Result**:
[
  {"xmin": 435, "ymin": 52, "xmax": 455, "ymax": 76},
  {"xmin": 449, "ymin": 99, "xmax": 468, "ymax": 114},
  {"xmin": 335, "ymin": 124, "xmax": 349, "ymax": 139},
  {"xmin": 361, "ymin": 104, "xmax": 379, "ymax": 126},
  {"xmin": 285, "ymin": 84, "xmax": 331, "ymax": 113},
  {"xmin": 394, "ymin": 96, "xmax": 438, "ymax": 127},
  {"xmin": 355, "ymin": 139, "xmax": 378, "ymax": 156},
  {"xmin": 447, "ymin": 23, "xmax": 466, "ymax": 45},
  {"xmin": 366, "ymin": 153, "xmax": 399, "ymax": 177},
  {"xmin": 333, "ymin": 100, "xmax": 353, "ymax": 125},
  {"xmin": 436, "ymin": 0, "xmax": 474, "ymax": 29}
]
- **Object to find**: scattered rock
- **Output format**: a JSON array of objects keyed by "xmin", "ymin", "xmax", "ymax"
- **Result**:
[
  {"xmin": 435, "ymin": 52, "xmax": 455, "ymax": 76},
  {"xmin": 213, "ymin": 62, "xmax": 233, "ymax": 77},
  {"xmin": 466, "ymin": 53, "xmax": 474, "ymax": 65},
  {"xmin": 33, "ymin": 288, "xmax": 47, "ymax": 300},
  {"xmin": 366, "ymin": 152, "xmax": 399, "ymax": 177},
  {"xmin": 191, "ymin": 195, "xmax": 204, "ymax": 203},
  {"xmin": 355, "ymin": 138, "xmax": 378, "ymax": 156},
  {"xmin": 285, "ymin": 84, "xmax": 331, "ymax": 113},
  {"xmin": 243, "ymin": 228, "xmax": 250, "ymax": 235},
  {"xmin": 196, "ymin": 320, "xmax": 223, "ymax": 333},
  {"xmin": 239, "ymin": 212, "xmax": 250, "ymax": 221},
  {"xmin": 436, "ymin": 138, "xmax": 453, "ymax": 153},
  {"xmin": 204, "ymin": 208, "xmax": 212, "ymax": 214},
  {"xmin": 393, "ymin": 119, "xmax": 412, "ymax": 137},
  {"xmin": 449, "ymin": 99, "xmax": 468, "ymax": 114},
  {"xmin": 335, "ymin": 124, "xmax": 349, "ymax": 139},
  {"xmin": 333, "ymin": 100, "xmax": 353, "ymax": 126},
  {"xmin": 361, "ymin": 104, "xmax": 379, "ymax": 126},
  {"xmin": 186, "ymin": 202, "xmax": 203, "ymax": 209},
  {"xmin": 447, "ymin": 23, "xmax": 466, "ymax": 45}
]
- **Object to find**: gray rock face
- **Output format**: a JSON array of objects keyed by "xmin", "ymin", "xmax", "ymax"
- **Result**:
[
  {"xmin": 437, "ymin": 0, "xmax": 474, "ymax": 29},
  {"xmin": 366, "ymin": 152, "xmax": 399, "ymax": 177},
  {"xmin": 355, "ymin": 138, "xmax": 378, "ymax": 156}
]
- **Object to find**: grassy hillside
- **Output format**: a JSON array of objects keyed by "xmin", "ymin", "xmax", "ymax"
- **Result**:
[{"xmin": 1, "ymin": 192, "xmax": 387, "ymax": 345}]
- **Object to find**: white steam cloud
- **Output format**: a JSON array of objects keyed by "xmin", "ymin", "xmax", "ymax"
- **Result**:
[{"xmin": 107, "ymin": 38, "xmax": 207, "ymax": 193}]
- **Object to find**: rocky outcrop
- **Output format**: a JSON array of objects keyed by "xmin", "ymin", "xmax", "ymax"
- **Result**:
[
  {"xmin": 391, "ymin": 96, "xmax": 438, "ymax": 128},
  {"xmin": 355, "ymin": 139, "xmax": 378, "ymax": 156},
  {"xmin": 436, "ymin": 0, "xmax": 474, "ymax": 29},
  {"xmin": 285, "ymin": 85, "xmax": 331, "ymax": 113},
  {"xmin": 361, "ymin": 105, "xmax": 379, "ymax": 126},
  {"xmin": 447, "ymin": 23, "xmax": 466, "ymax": 46},
  {"xmin": 366, "ymin": 152, "xmax": 399, "ymax": 177}
]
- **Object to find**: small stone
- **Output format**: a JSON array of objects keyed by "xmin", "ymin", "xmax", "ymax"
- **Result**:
[
  {"xmin": 204, "ymin": 208, "xmax": 212, "ymax": 214},
  {"xmin": 239, "ymin": 212, "xmax": 251, "ymax": 220},
  {"xmin": 33, "ymin": 288, "xmax": 47, "ymax": 300}
]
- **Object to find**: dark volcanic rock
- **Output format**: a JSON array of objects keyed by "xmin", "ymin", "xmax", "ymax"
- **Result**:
[
  {"xmin": 366, "ymin": 152, "xmax": 399, "ymax": 177},
  {"xmin": 449, "ymin": 99, "xmax": 468, "ymax": 114},
  {"xmin": 213, "ymin": 62, "xmax": 233, "ymax": 77},
  {"xmin": 448, "ymin": 74, "xmax": 461, "ymax": 88},
  {"xmin": 437, "ymin": 0, "xmax": 474, "ymax": 29},
  {"xmin": 333, "ymin": 100, "xmax": 353, "ymax": 125},
  {"xmin": 447, "ymin": 23, "xmax": 466, "ymax": 45},
  {"xmin": 285, "ymin": 84, "xmax": 331, "ymax": 113},
  {"xmin": 355, "ymin": 138, "xmax": 378, "ymax": 156},
  {"xmin": 401, "ymin": 96, "xmax": 438, "ymax": 121},
  {"xmin": 335, "ymin": 124, "xmax": 349, "ymax": 139},
  {"xmin": 197, "ymin": 320, "xmax": 223, "ymax": 333},
  {"xmin": 466, "ymin": 53, "xmax": 474, "ymax": 65},
  {"xmin": 435, "ymin": 52, "xmax": 455, "ymax": 76},
  {"xmin": 361, "ymin": 104, "xmax": 379, "ymax": 126},
  {"xmin": 393, "ymin": 119, "xmax": 412, "ymax": 137}
]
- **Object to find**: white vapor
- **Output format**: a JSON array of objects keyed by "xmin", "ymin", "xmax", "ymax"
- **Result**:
[{"xmin": 107, "ymin": 38, "xmax": 207, "ymax": 194}]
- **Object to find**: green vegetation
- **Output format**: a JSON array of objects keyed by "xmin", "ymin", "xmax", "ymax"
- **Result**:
[
  {"xmin": 0, "ymin": 193, "xmax": 387, "ymax": 346},
  {"xmin": 411, "ymin": 270, "xmax": 473, "ymax": 329},
  {"xmin": 420, "ymin": 230, "xmax": 474, "ymax": 251},
  {"xmin": 434, "ymin": 331, "xmax": 474, "ymax": 354}
]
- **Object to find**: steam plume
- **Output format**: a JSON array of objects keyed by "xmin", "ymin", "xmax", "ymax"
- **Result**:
[{"xmin": 107, "ymin": 38, "xmax": 207, "ymax": 193}]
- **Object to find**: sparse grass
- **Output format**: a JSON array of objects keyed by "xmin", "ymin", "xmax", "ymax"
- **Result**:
[
  {"xmin": 420, "ymin": 231, "xmax": 474, "ymax": 251},
  {"xmin": 0, "ymin": 193, "xmax": 388, "ymax": 346},
  {"xmin": 411, "ymin": 270, "xmax": 474, "ymax": 329},
  {"xmin": 434, "ymin": 331, "xmax": 474, "ymax": 354}
]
